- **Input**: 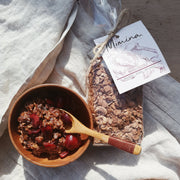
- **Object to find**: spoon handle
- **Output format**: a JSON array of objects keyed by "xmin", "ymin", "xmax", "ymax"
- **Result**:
[
  {"xmin": 108, "ymin": 136, "xmax": 141, "ymax": 155},
  {"xmin": 77, "ymin": 125, "xmax": 141, "ymax": 155}
]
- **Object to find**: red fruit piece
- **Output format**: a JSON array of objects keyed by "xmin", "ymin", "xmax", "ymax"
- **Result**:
[
  {"xmin": 65, "ymin": 134, "xmax": 81, "ymax": 151},
  {"xmin": 61, "ymin": 113, "xmax": 72, "ymax": 126},
  {"xmin": 56, "ymin": 97, "xmax": 63, "ymax": 108},
  {"xmin": 59, "ymin": 151, "xmax": 69, "ymax": 158},
  {"xmin": 30, "ymin": 114, "xmax": 40, "ymax": 129},
  {"xmin": 43, "ymin": 142, "xmax": 56, "ymax": 150},
  {"xmin": 28, "ymin": 129, "xmax": 40, "ymax": 135},
  {"xmin": 41, "ymin": 125, "xmax": 53, "ymax": 134},
  {"xmin": 41, "ymin": 125, "xmax": 53, "ymax": 139}
]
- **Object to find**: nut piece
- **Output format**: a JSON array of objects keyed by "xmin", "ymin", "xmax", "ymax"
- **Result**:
[
  {"xmin": 95, "ymin": 106, "xmax": 107, "ymax": 116},
  {"xmin": 35, "ymin": 136, "xmax": 44, "ymax": 144}
]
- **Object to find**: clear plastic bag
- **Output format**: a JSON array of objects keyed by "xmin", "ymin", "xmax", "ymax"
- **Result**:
[
  {"xmin": 83, "ymin": 0, "xmax": 144, "ymax": 145},
  {"xmin": 80, "ymin": 0, "xmax": 122, "ymax": 33}
]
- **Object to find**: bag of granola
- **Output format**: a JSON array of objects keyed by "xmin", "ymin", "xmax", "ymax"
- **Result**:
[{"xmin": 86, "ymin": 6, "xmax": 144, "ymax": 145}]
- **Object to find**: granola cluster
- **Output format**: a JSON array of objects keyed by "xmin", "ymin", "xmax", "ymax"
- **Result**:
[{"xmin": 18, "ymin": 98, "xmax": 81, "ymax": 159}]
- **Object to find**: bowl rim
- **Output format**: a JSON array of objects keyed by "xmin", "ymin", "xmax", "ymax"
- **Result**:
[{"xmin": 8, "ymin": 83, "xmax": 93, "ymax": 167}]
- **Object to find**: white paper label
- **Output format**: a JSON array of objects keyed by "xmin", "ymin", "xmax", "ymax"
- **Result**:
[{"xmin": 94, "ymin": 21, "xmax": 170, "ymax": 94}]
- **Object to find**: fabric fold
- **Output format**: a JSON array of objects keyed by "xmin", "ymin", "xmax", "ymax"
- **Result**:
[{"xmin": 0, "ymin": 0, "xmax": 78, "ymax": 137}]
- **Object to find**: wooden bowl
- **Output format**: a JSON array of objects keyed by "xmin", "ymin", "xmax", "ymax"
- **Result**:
[{"xmin": 8, "ymin": 84, "xmax": 93, "ymax": 167}]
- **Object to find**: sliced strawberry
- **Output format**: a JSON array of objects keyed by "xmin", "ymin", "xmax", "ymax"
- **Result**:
[
  {"xmin": 59, "ymin": 151, "xmax": 69, "ymax": 158},
  {"xmin": 43, "ymin": 142, "xmax": 56, "ymax": 150},
  {"xmin": 30, "ymin": 114, "xmax": 40, "ymax": 129}
]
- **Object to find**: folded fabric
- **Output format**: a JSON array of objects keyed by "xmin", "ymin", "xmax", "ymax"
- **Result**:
[{"xmin": 0, "ymin": 0, "xmax": 77, "ymax": 137}]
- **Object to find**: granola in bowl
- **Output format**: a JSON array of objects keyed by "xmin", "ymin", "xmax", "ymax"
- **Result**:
[{"xmin": 18, "ymin": 98, "xmax": 81, "ymax": 160}]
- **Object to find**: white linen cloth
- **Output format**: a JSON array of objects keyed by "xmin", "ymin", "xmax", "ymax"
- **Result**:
[
  {"xmin": 0, "ymin": 0, "xmax": 77, "ymax": 137},
  {"xmin": 0, "ymin": 0, "xmax": 180, "ymax": 179}
]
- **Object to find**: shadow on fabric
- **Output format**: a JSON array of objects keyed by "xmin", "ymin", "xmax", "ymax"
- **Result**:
[
  {"xmin": 0, "ymin": 130, "xmax": 20, "ymax": 177},
  {"xmin": 22, "ymin": 140, "xmax": 141, "ymax": 180}
]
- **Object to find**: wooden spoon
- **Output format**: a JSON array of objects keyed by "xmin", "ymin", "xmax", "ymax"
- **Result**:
[{"xmin": 61, "ymin": 109, "xmax": 142, "ymax": 155}]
